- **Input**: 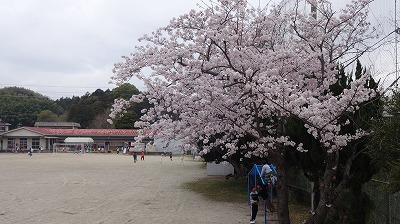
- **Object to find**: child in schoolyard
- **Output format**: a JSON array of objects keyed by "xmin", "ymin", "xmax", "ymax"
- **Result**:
[
  {"xmin": 260, "ymin": 161, "xmax": 273, "ymax": 178},
  {"xmin": 260, "ymin": 161, "xmax": 277, "ymax": 186},
  {"xmin": 133, "ymin": 151, "xmax": 138, "ymax": 163},
  {"xmin": 28, "ymin": 148, "xmax": 33, "ymax": 156},
  {"xmin": 140, "ymin": 150, "xmax": 145, "ymax": 161},
  {"xmin": 257, "ymin": 184, "xmax": 276, "ymax": 212},
  {"xmin": 169, "ymin": 152, "xmax": 173, "ymax": 161},
  {"xmin": 250, "ymin": 186, "xmax": 259, "ymax": 224},
  {"xmin": 160, "ymin": 152, "xmax": 165, "ymax": 163}
]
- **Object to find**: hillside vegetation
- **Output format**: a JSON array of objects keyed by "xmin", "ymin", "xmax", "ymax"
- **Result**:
[{"xmin": 0, "ymin": 84, "xmax": 149, "ymax": 129}]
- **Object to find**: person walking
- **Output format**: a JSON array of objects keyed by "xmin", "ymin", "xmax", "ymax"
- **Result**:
[
  {"xmin": 249, "ymin": 186, "xmax": 259, "ymax": 224},
  {"xmin": 169, "ymin": 152, "xmax": 173, "ymax": 161},
  {"xmin": 28, "ymin": 147, "xmax": 33, "ymax": 156},
  {"xmin": 140, "ymin": 150, "xmax": 145, "ymax": 161},
  {"xmin": 133, "ymin": 151, "xmax": 138, "ymax": 163}
]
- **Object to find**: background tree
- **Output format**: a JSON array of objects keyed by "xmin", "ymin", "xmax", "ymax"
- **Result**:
[
  {"xmin": 67, "ymin": 89, "xmax": 115, "ymax": 128},
  {"xmin": 0, "ymin": 87, "xmax": 59, "ymax": 128},
  {"xmin": 36, "ymin": 109, "xmax": 65, "ymax": 122},
  {"xmin": 114, "ymin": 112, "xmax": 138, "ymax": 129},
  {"xmin": 55, "ymin": 96, "xmax": 81, "ymax": 112},
  {"xmin": 111, "ymin": 83, "xmax": 151, "ymax": 129},
  {"xmin": 112, "ymin": 83, "xmax": 140, "ymax": 99},
  {"xmin": 368, "ymin": 91, "xmax": 400, "ymax": 193},
  {"xmin": 0, "ymin": 84, "xmax": 145, "ymax": 129},
  {"xmin": 67, "ymin": 93, "xmax": 98, "ymax": 128},
  {"xmin": 89, "ymin": 109, "xmax": 114, "ymax": 129},
  {"xmin": 286, "ymin": 61, "xmax": 382, "ymax": 223}
]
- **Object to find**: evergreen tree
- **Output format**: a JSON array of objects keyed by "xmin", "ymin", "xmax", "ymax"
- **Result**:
[
  {"xmin": 368, "ymin": 91, "xmax": 400, "ymax": 193},
  {"xmin": 0, "ymin": 87, "xmax": 57, "ymax": 128},
  {"xmin": 286, "ymin": 61, "xmax": 382, "ymax": 223}
]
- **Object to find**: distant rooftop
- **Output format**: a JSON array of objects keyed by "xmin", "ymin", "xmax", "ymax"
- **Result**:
[
  {"xmin": 25, "ymin": 127, "xmax": 146, "ymax": 136},
  {"xmin": 34, "ymin": 122, "xmax": 81, "ymax": 129},
  {"xmin": 0, "ymin": 121, "xmax": 11, "ymax": 126}
]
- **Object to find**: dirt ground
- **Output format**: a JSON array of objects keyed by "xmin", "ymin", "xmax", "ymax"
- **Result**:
[{"xmin": 0, "ymin": 153, "xmax": 277, "ymax": 224}]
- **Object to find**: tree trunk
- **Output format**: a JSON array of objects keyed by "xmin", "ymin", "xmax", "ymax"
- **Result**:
[
  {"xmin": 312, "ymin": 181, "xmax": 320, "ymax": 211},
  {"xmin": 305, "ymin": 177, "xmax": 332, "ymax": 223},
  {"xmin": 353, "ymin": 185, "xmax": 365, "ymax": 224},
  {"xmin": 275, "ymin": 148, "xmax": 291, "ymax": 224},
  {"xmin": 228, "ymin": 159, "xmax": 247, "ymax": 177},
  {"xmin": 271, "ymin": 114, "xmax": 291, "ymax": 224},
  {"xmin": 305, "ymin": 151, "xmax": 339, "ymax": 224},
  {"xmin": 305, "ymin": 147, "xmax": 358, "ymax": 224}
]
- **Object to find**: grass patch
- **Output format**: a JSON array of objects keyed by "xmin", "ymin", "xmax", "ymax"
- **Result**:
[
  {"xmin": 182, "ymin": 176, "xmax": 248, "ymax": 203},
  {"xmin": 183, "ymin": 176, "xmax": 311, "ymax": 222},
  {"xmin": 289, "ymin": 201, "xmax": 311, "ymax": 223}
]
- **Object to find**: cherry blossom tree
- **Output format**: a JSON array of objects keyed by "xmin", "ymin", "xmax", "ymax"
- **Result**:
[{"xmin": 110, "ymin": 0, "xmax": 379, "ymax": 223}]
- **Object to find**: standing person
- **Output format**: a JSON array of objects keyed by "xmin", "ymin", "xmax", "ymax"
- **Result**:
[
  {"xmin": 117, "ymin": 147, "xmax": 120, "ymax": 154},
  {"xmin": 140, "ymin": 150, "xmax": 145, "ymax": 161},
  {"xmin": 169, "ymin": 152, "xmax": 173, "ymax": 161},
  {"xmin": 133, "ymin": 151, "xmax": 138, "ymax": 163},
  {"xmin": 28, "ymin": 147, "xmax": 33, "ymax": 156},
  {"xmin": 257, "ymin": 184, "xmax": 276, "ymax": 212},
  {"xmin": 160, "ymin": 153, "xmax": 164, "ymax": 163},
  {"xmin": 250, "ymin": 186, "xmax": 259, "ymax": 224}
]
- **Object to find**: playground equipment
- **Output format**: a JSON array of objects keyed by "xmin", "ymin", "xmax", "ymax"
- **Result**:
[{"xmin": 247, "ymin": 164, "xmax": 278, "ymax": 224}]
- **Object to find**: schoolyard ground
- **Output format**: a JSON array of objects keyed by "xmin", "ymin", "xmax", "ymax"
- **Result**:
[{"xmin": 0, "ymin": 153, "xmax": 276, "ymax": 224}]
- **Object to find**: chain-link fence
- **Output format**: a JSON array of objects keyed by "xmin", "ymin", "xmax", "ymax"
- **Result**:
[
  {"xmin": 286, "ymin": 170, "xmax": 400, "ymax": 223},
  {"xmin": 364, "ymin": 180, "xmax": 400, "ymax": 224}
]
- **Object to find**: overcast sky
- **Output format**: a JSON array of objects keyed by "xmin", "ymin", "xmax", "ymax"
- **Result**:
[
  {"xmin": 0, "ymin": 0, "xmax": 398, "ymax": 100},
  {"xmin": 0, "ymin": 0, "xmax": 201, "ymax": 99}
]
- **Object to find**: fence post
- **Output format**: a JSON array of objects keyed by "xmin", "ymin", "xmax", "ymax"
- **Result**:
[{"xmin": 311, "ymin": 182, "xmax": 314, "ymax": 211}]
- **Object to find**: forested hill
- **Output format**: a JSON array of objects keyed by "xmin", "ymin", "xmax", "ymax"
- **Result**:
[{"xmin": 0, "ymin": 84, "xmax": 149, "ymax": 129}]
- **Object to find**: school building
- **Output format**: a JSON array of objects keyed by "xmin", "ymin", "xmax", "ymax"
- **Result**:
[{"xmin": 0, "ymin": 122, "xmax": 152, "ymax": 152}]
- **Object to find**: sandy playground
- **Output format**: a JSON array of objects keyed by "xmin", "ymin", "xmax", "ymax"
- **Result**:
[{"xmin": 0, "ymin": 153, "xmax": 276, "ymax": 224}]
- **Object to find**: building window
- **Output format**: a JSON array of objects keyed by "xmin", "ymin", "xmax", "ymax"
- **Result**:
[
  {"xmin": 7, "ymin": 138, "xmax": 15, "ymax": 149},
  {"xmin": 20, "ymin": 138, "xmax": 27, "ymax": 149},
  {"xmin": 32, "ymin": 138, "xmax": 40, "ymax": 149}
]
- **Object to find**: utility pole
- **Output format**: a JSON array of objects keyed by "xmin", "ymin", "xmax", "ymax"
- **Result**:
[{"xmin": 395, "ymin": 0, "xmax": 399, "ymax": 88}]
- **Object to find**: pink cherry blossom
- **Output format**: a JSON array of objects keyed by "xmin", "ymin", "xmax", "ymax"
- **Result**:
[{"xmin": 110, "ymin": 2, "xmax": 378, "ymax": 221}]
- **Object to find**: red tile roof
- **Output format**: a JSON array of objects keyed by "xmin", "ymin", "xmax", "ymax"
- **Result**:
[{"xmin": 25, "ymin": 127, "xmax": 151, "ymax": 137}]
